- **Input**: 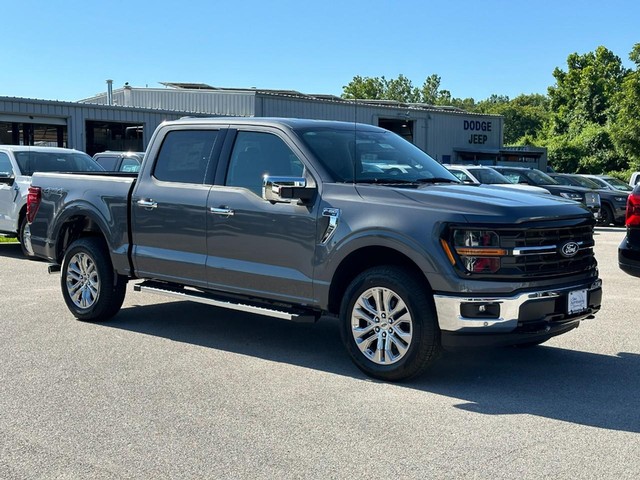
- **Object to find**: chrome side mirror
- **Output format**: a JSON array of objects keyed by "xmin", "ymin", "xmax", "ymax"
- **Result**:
[{"xmin": 262, "ymin": 176, "xmax": 315, "ymax": 204}]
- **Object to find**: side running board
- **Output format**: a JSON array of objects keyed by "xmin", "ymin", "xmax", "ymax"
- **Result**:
[{"xmin": 134, "ymin": 280, "xmax": 318, "ymax": 323}]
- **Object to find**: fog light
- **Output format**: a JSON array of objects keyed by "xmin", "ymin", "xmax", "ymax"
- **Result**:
[{"xmin": 460, "ymin": 302, "xmax": 501, "ymax": 319}]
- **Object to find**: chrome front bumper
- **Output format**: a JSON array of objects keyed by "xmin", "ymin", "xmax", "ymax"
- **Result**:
[{"xmin": 433, "ymin": 279, "xmax": 602, "ymax": 333}]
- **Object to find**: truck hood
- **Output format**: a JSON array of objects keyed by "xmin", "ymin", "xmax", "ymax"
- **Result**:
[{"xmin": 355, "ymin": 183, "xmax": 591, "ymax": 224}]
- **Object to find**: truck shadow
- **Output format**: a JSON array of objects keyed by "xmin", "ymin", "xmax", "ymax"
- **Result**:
[
  {"xmin": 0, "ymin": 242, "xmax": 24, "ymax": 259},
  {"xmin": 106, "ymin": 300, "xmax": 640, "ymax": 434}
]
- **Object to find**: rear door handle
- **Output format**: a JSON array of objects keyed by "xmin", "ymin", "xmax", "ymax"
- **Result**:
[
  {"xmin": 210, "ymin": 206, "xmax": 234, "ymax": 217},
  {"xmin": 136, "ymin": 199, "xmax": 158, "ymax": 209}
]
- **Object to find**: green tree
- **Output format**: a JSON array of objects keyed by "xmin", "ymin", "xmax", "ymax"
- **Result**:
[
  {"xmin": 611, "ymin": 43, "xmax": 640, "ymax": 170},
  {"xmin": 342, "ymin": 75, "xmax": 386, "ymax": 100},
  {"xmin": 548, "ymin": 46, "xmax": 627, "ymax": 136}
]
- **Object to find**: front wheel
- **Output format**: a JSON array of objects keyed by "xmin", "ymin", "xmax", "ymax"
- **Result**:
[
  {"xmin": 61, "ymin": 237, "xmax": 127, "ymax": 321},
  {"xmin": 599, "ymin": 204, "xmax": 614, "ymax": 226},
  {"xmin": 339, "ymin": 266, "xmax": 441, "ymax": 381}
]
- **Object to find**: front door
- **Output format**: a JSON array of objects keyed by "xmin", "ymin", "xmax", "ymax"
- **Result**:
[
  {"xmin": 0, "ymin": 152, "xmax": 17, "ymax": 232},
  {"xmin": 206, "ymin": 129, "xmax": 319, "ymax": 304}
]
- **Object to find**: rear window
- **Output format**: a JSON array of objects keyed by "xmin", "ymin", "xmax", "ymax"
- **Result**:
[{"xmin": 14, "ymin": 151, "xmax": 104, "ymax": 176}]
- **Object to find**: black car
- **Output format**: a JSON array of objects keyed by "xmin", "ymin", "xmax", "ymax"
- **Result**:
[
  {"xmin": 619, "ymin": 183, "xmax": 640, "ymax": 276},
  {"xmin": 548, "ymin": 173, "xmax": 628, "ymax": 226},
  {"xmin": 492, "ymin": 166, "xmax": 601, "ymax": 217}
]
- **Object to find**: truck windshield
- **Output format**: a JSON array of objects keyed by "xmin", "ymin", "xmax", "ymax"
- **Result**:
[
  {"xmin": 14, "ymin": 151, "xmax": 104, "ymax": 176},
  {"xmin": 295, "ymin": 127, "xmax": 459, "ymax": 184}
]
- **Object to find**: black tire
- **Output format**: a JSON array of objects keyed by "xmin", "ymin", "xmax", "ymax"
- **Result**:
[
  {"xmin": 339, "ymin": 266, "xmax": 441, "ymax": 381},
  {"xmin": 599, "ymin": 204, "xmax": 614, "ymax": 226},
  {"xmin": 19, "ymin": 216, "xmax": 36, "ymax": 259},
  {"xmin": 60, "ymin": 237, "xmax": 127, "ymax": 322}
]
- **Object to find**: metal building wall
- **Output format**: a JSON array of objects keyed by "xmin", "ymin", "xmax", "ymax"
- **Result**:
[
  {"xmin": 0, "ymin": 97, "xmax": 185, "ymax": 151},
  {"xmin": 82, "ymin": 88, "xmax": 256, "ymax": 116}
]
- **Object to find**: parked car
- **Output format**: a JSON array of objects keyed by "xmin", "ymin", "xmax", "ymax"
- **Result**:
[
  {"xmin": 0, "ymin": 145, "xmax": 103, "ymax": 257},
  {"xmin": 446, "ymin": 165, "xmax": 551, "ymax": 195},
  {"xmin": 580, "ymin": 174, "xmax": 633, "ymax": 193},
  {"xmin": 618, "ymin": 183, "xmax": 640, "ymax": 276},
  {"xmin": 93, "ymin": 151, "xmax": 144, "ymax": 173},
  {"xmin": 548, "ymin": 173, "xmax": 628, "ymax": 226},
  {"xmin": 27, "ymin": 118, "xmax": 602, "ymax": 381},
  {"xmin": 629, "ymin": 171, "xmax": 640, "ymax": 187},
  {"xmin": 492, "ymin": 166, "xmax": 601, "ymax": 218}
]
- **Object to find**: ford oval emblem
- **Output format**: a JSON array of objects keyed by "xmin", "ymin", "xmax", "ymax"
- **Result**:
[{"xmin": 560, "ymin": 241, "xmax": 580, "ymax": 258}]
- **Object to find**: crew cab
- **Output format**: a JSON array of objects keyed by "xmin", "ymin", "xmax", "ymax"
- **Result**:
[
  {"xmin": 0, "ymin": 145, "xmax": 103, "ymax": 257},
  {"xmin": 27, "ymin": 118, "xmax": 602, "ymax": 381}
]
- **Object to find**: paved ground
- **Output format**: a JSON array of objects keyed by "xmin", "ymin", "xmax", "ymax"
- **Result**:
[{"xmin": 0, "ymin": 228, "xmax": 638, "ymax": 479}]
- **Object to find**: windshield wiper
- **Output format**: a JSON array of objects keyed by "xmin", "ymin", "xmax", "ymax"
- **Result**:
[
  {"xmin": 355, "ymin": 178, "xmax": 420, "ymax": 185},
  {"xmin": 413, "ymin": 177, "xmax": 460, "ymax": 184}
]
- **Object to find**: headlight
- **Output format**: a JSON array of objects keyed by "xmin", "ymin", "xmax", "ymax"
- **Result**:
[
  {"xmin": 614, "ymin": 196, "xmax": 627, "ymax": 202},
  {"xmin": 559, "ymin": 192, "xmax": 582, "ymax": 200},
  {"xmin": 442, "ymin": 229, "xmax": 506, "ymax": 274}
]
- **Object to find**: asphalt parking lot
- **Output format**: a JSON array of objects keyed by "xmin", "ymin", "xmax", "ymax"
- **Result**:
[{"xmin": 0, "ymin": 228, "xmax": 638, "ymax": 479}]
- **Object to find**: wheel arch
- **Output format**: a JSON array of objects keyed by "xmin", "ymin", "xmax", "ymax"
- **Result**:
[
  {"xmin": 327, "ymin": 245, "xmax": 433, "ymax": 315},
  {"xmin": 54, "ymin": 212, "xmax": 109, "ymax": 264}
]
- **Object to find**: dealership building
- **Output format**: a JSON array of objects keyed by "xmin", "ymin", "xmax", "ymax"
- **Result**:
[{"xmin": 0, "ymin": 82, "xmax": 546, "ymax": 168}]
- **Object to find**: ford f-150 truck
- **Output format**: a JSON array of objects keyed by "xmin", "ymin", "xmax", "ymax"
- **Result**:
[
  {"xmin": 27, "ymin": 118, "xmax": 602, "ymax": 381},
  {"xmin": 0, "ymin": 145, "xmax": 103, "ymax": 257}
]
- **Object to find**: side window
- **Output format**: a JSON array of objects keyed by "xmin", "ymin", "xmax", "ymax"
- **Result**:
[
  {"xmin": 226, "ymin": 131, "xmax": 303, "ymax": 196},
  {"xmin": 0, "ymin": 152, "xmax": 13, "ymax": 176},
  {"xmin": 153, "ymin": 130, "xmax": 218, "ymax": 184}
]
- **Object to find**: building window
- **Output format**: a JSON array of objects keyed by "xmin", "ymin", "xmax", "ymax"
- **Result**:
[
  {"xmin": 0, "ymin": 122, "xmax": 67, "ymax": 147},
  {"xmin": 86, "ymin": 121, "xmax": 144, "ymax": 156}
]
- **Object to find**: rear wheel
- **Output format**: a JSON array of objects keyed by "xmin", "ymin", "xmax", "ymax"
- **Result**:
[
  {"xmin": 61, "ymin": 237, "xmax": 127, "ymax": 321},
  {"xmin": 340, "ymin": 266, "xmax": 441, "ymax": 381},
  {"xmin": 19, "ymin": 216, "xmax": 35, "ymax": 259}
]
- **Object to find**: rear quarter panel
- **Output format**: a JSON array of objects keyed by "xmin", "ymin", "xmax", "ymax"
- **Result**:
[{"xmin": 29, "ymin": 172, "xmax": 135, "ymax": 273}]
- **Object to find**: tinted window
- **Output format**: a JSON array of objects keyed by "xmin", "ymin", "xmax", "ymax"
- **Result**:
[
  {"xmin": 14, "ymin": 151, "xmax": 103, "ymax": 175},
  {"xmin": 94, "ymin": 154, "xmax": 119, "ymax": 171},
  {"xmin": 226, "ymin": 131, "xmax": 303, "ymax": 195},
  {"xmin": 153, "ymin": 130, "xmax": 219, "ymax": 184}
]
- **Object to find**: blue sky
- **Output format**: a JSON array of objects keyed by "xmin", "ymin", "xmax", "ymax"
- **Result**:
[{"xmin": 2, "ymin": 0, "xmax": 638, "ymax": 102}]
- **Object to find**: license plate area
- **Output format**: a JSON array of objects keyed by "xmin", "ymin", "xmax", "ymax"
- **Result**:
[{"xmin": 568, "ymin": 289, "xmax": 588, "ymax": 314}]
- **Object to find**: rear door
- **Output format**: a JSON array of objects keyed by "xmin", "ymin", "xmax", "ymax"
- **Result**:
[
  {"xmin": 205, "ymin": 127, "xmax": 319, "ymax": 303},
  {"xmin": 131, "ymin": 128, "xmax": 225, "ymax": 288}
]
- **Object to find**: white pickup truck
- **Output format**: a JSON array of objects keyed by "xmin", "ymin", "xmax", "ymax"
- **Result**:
[{"xmin": 0, "ymin": 145, "xmax": 103, "ymax": 257}]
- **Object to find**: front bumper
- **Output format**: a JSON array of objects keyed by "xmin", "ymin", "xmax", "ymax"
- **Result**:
[{"xmin": 433, "ymin": 279, "xmax": 602, "ymax": 348}]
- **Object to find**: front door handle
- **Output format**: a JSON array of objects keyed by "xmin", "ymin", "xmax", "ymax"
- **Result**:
[
  {"xmin": 136, "ymin": 199, "xmax": 158, "ymax": 210},
  {"xmin": 210, "ymin": 206, "xmax": 235, "ymax": 217}
]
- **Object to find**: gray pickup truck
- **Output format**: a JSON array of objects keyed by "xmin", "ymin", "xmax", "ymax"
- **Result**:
[{"xmin": 27, "ymin": 118, "xmax": 602, "ymax": 381}]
